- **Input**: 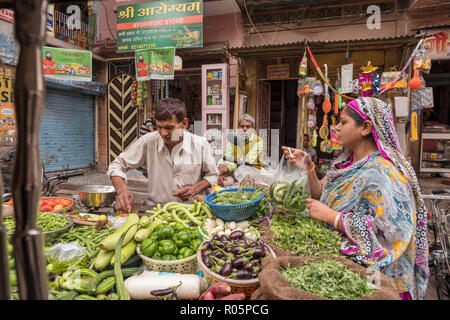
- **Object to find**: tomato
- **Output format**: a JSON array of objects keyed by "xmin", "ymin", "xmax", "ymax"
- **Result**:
[
  {"xmin": 40, "ymin": 200, "xmax": 45, "ymax": 206},
  {"xmin": 5, "ymin": 199, "xmax": 13, "ymax": 206},
  {"xmin": 62, "ymin": 199, "xmax": 72, "ymax": 207},
  {"xmin": 46, "ymin": 199, "xmax": 56, "ymax": 207},
  {"xmin": 53, "ymin": 204, "xmax": 64, "ymax": 211},
  {"xmin": 40, "ymin": 204, "xmax": 53, "ymax": 212}
]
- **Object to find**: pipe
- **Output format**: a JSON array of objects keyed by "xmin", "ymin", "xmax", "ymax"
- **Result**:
[{"xmin": 11, "ymin": 0, "xmax": 49, "ymax": 300}]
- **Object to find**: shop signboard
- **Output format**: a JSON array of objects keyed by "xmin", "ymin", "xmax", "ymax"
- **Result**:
[
  {"xmin": 0, "ymin": 9, "xmax": 14, "ymax": 23},
  {"xmin": 41, "ymin": 46, "xmax": 92, "ymax": 82},
  {"xmin": 116, "ymin": 0, "xmax": 203, "ymax": 53},
  {"xmin": 267, "ymin": 64, "xmax": 290, "ymax": 80},
  {"xmin": 423, "ymin": 29, "xmax": 450, "ymax": 60},
  {"xmin": 0, "ymin": 65, "xmax": 16, "ymax": 142},
  {"xmin": 135, "ymin": 48, "xmax": 175, "ymax": 81}
]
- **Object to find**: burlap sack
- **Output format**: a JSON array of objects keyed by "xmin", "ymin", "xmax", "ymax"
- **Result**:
[{"xmin": 251, "ymin": 255, "xmax": 400, "ymax": 300}]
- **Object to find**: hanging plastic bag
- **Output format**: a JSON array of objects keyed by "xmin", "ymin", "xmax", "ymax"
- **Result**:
[
  {"xmin": 46, "ymin": 241, "xmax": 88, "ymax": 274},
  {"xmin": 268, "ymin": 155, "xmax": 311, "ymax": 216}
]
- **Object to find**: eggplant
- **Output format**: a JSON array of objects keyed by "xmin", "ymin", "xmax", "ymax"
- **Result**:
[
  {"xmin": 243, "ymin": 262, "xmax": 253, "ymax": 272},
  {"xmin": 236, "ymin": 269, "xmax": 251, "ymax": 279},
  {"xmin": 262, "ymin": 245, "xmax": 271, "ymax": 256},
  {"xmin": 202, "ymin": 255, "xmax": 212, "ymax": 268},
  {"xmin": 220, "ymin": 262, "xmax": 232, "ymax": 277},
  {"xmin": 251, "ymin": 272, "xmax": 258, "ymax": 279},
  {"xmin": 212, "ymin": 235, "xmax": 220, "ymax": 241},
  {"xmin": 219, "ymin": 234, "xmax": 228, "ymax": 243},
  {"xmin": 202, "ymin": 242, "xmax": 211, "ymax": 250},
  {"xmin": 231, "ymin": 246, "xmax": 240, "ymax": 254},
  {"xmin": 212, "ymin": 251, "xmax": 224, "ymax": 259},
  {"xmin": 229, "ymin": 230, "xmax": 244, "ymax": 240},
  {"xmin": 231, "ymin": 256, "xmax": 245, "ymax": 268},
  {"xmin": 225, "ymin": 247, "xmax": 233, "ymax": 253},
  {"xmin": 253, "ymin": 246, "xmax": 265, "ymax": 258},
  {"xmin": 151, "ymin": 287, "xmax": 174, "ymax": 297},
  {"xmin": 201, "ymin": 249, "xmax": 211, "ymax": 257}
]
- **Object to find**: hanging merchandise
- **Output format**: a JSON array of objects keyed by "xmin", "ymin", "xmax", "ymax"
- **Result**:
[
  {"xmin": 330, "ymin": 116, "xmax": 342, "ymax": 151},
  {"xmin": 352, "ymin": 79, "xmax": 359, "ymax": 95},
  {"xmin": 131, "ymin": 80, "xmax": 138, "ymax": 107},
  {"xmin": 393, "ymin": 96, "xmax": 409, "ymax": 118},
  {"xmin": 372, "ymin": 72, "xmax": 381, "ymax": 96},
  {"xmin": 297, "ymin": 78, "xmax": 312, "ymax": 96},
  {"xmin": 322, "ymin": 64, "xmax": 332, "ymax": 113},
  {"xmin": 414, "ymin": 49, "xmax": 432, "ymax": 74},
  {"xmin": 409, "ymin": 67, "xmax": 422, "ymax": 90},
  {"xmin": 411, "ymin": 87, "xmax": 434, "ymax": 111},
  {"xmin": 306, "ymin": 97, "xmax": 315, "ymax": 110},
  {"xmin": 311, "ymin": 128, "xmax": 318, "ymax": 148},
  {"xmin": 359, "ymin": 61, "xmax": 378, "ymax": 97},
  {"xmin": 319, "ymin": 115, "xmax": 332, "ymax": 153},
  {"xmin": 298, "ymin": 50, "xmax": 308, "ymax": 77},
  {"xmin": 313, "ymin": 80, "xmax": 324, "ymax": 96},
  {"xmin": 380, "ymin": 71, "xmax": 408, "ymax": 92},
  {"xmin": 307, "ymin": 113, "xmax": 317, "ymax": 129},
  {"xmin": 340, "ymin": 63, "xmax": 353, "ymax": 94},
  {"xmin": 410, "ymin": 111, "xmax": 419, "ymax": 141},
  {"xmin": 334, "ymin": 71, "xmax": 341, "ymax": 116}
]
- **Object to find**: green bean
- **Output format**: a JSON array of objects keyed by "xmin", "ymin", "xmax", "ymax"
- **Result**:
[{"xmin": 1, "ymin": 212, "xmax": 69, "ymax": 233}]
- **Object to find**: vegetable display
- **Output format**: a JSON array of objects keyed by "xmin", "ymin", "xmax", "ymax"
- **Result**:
[
  {"xmin": 269, "ymin": 179, "xmax": 310, "ymax": 213},
  {"xmin": 211, "ymin": 188, "xmax": 262, "ymax": 205},
  {"xmin": 269, "ymin": 214, "xmax": 343, "ymax": 257},
  {"xmin": 281, "ymin": 259, "xmax": 376, "ymax": 300},
  {"xmin": 2, "ymin": 212, "xmax": 70, "ymax": 233},
  {"xmin": 199, "ymin": 232, "xmax": 272, "ymax": 280},
  {"xmin": 140, "ymin": 222, "xmax": 202, "ymax": 261},
  {"xmin": 202, "ymin": 218, "xmax": 259, "ymax": 241},
  {"xmin": 5, "ymin": 197, "xmax": 73, "ymax": 213},
  {"xmin": 144, "ymin": 201, "xmax": 213, "ymax": 228}
]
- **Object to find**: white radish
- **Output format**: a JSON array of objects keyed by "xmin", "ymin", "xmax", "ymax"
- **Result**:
[{"xmin": 124, "ymin": 272, "xmax": 207, "ymax": 300}]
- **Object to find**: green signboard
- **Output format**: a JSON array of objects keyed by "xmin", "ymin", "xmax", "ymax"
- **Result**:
[
  {"xmin": 116, "ymin": 0, "xmax": 203, "ymax": 53},
  {"xmin": 135, "ymin": 48, "xmax": 175, "ymax": 81},
  {"xmin": 41, "ymin": 46, "xmax": 92, "ymax": 82}
]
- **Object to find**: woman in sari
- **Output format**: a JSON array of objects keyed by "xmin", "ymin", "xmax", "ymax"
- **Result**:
[{"xmin": 282, "ymin": 97, "xmax": 429, "ymax": 300}]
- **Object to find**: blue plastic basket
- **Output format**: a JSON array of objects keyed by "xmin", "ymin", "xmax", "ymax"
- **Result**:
[{"xmin": 204, "ymin": 188, "xmax": 264, "ymax": 222}]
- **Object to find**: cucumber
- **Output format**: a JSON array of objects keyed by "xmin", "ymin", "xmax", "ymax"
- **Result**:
[
  {"xmin": 99, "ymin": 214, "xmax": 139, "ymax": 251},
  {"xmin": 121, "ymin": 253, "xmax": 140, "ymax": 269},
  {"xmin": 60, "ymin": 290, "xmax": 79, "ymax": 300},
  {"xmin": 86, "ymin": 267, "xmax": 142, "ymax": 294},
  {"xmin": 110, "ymin": 239, "xmax": 137, "ymax": 266},
  {"xmin": 94, "ymin": 249, "xmax": 115, "ymax": 271},
  {"xmin": 96, "ymin": 276, "xmax": 116, "ymax": 294}
]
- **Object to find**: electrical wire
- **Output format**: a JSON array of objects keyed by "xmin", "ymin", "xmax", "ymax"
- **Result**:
[
  {"xmin": 101, "ymin": 0, "xmax": 116, "ymax": 41},
  {"xmin": 243, "ymin": 0, "xmax": 266, "ymax": 45}
]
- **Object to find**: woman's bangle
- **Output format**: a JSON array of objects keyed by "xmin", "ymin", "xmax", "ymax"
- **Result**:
[
  {"xmin": 307, "ymin": 163, "xmax": 315, "ymax": 173},
  {"xmin": 333, "ymin": 212, "xmax": 342, "ymax": 229}
]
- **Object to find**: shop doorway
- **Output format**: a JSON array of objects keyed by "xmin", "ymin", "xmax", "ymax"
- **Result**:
[{"xmin": 257, "ymin": 79, "xmax": 299, "ymax": 159}]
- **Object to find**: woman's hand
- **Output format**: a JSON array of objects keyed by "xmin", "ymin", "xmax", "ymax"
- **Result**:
[
  {"xmin": 305, "ymin": 198, "xmax": 339, "ymax": 226},
  {"xmin": 281, "ymin": 146, "xmax": 314, "ymax": 171}
]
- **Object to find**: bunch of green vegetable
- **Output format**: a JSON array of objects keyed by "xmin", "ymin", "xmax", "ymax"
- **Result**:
[
  {"xmin": 212, "ymin": 188, "xmax": 263, "ymax": 205},
  {"xmin": 49, "ymin": 266, "xmax": 142, "ymax": 300},
  {"xmin": 6, "ymin": 240, "xmax": 19, "ymax": 300},
  {"xmin": 140, "ymin": 222, "xmax": 203, "ymax": 261},
  {"xmin": 143, "ymin": 200, "xmax": 213, "ymax": 230},
  {"xmin": 281, "ymin": 258, "xmax": 376, "ymax": 300},
  {"xmin": 269, "ymin": 214, "xmax": 343, "ymax": 257},
  {"xmin": 2, "ymin": 212, "xmax": 70, "ymax": 233},
  {"xmin": 269, "ymin": 179, "xmax": 310, "ymax": 213},
  {"xmin": 48, "ymin": 225, "xmax": 115, "ymax": 267}
]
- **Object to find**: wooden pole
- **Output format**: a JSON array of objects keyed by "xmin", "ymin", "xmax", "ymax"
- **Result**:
[{"xmin": 11, "ymin": 0, "xmax": 49, "ymax": 299}]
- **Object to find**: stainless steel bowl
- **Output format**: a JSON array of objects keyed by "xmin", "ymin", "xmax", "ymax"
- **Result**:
[{"xmin": 77, "ymin": 185, "xmax": 117, "ymax": 208}]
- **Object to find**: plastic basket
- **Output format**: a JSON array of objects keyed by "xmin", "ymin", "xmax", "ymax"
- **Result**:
[
  {"xmin": 136, "ymin": 247, "xmax": 198, "ymax": 274},
  {"xmin": 204, "ymin": 188, "xmax": 264, "ymax": 222}
]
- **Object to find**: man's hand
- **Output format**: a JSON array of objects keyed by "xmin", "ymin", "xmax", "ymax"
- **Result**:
[
  {"xmin": 115, "ymin": 188, "xmax": 135, "ymax": 213},
  {"xmin": 218, "ymin": 165, "xmax": 229, "ymax": 176},
  {"xmin": 173, "ymin": 185, "xmax": 199, "ymax": 202}
]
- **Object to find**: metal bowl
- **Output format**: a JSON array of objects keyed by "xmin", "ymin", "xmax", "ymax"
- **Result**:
[{"xmin": 77, "ymin": 185, "xmax": 117, "ymax": 208}]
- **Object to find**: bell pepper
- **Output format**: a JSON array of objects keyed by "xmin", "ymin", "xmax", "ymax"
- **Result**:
[
  {"xmin": 174, "ymin": 222, "xmax": 186, "ymax": 232},
  {"xmin": 161, "ymin": 254, "xmax": 177, "ymax": 261},
  {"xmin": 158, "ymin": 239, "xmax": 178, "ymax": 255},
  {"xmin": 142, "ymin": 241, "xmax": 158, "ymax": 258},
  {"xmin": 153, "ymin": 252, "xmax": 162, "ymax": 260},
  {"xmin": 177, "ymin": 254, "xmax": 184, "ymax": 260},
  {"xmin": 158, "ymin": 226, "xmax": 174, "ymax": 240},
  {"xmin": 173, "ymin": 230, "xmax": 191, "ymax": 248},
  {"xmin": 181, "ymin": 248, "xmax": 195, "ymax": 258}
]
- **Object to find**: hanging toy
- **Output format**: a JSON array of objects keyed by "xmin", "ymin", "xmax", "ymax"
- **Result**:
[
  {"xmin": 359, "ymin": 61, "xmax": 378, "ymax": 97},
  {"xmin": 330, "ymin": 116, "xmax": 342, "ymax": 151},
  {"xmin": 311, "ymin": 128, "xmax": 318, "ymax": 148},
  {"xmin": 307, "ymin": 113, "xmax": 317, "ymax": 129},
  {"xmin": 306, "ymin": 97, "xmax": 315, "ymax": 110},
  {"xmin": 298, "ymin": 50, "xmax": 308, "ymax": 77},
  {"xmin": 372, "ymin": 72, "xmax": 381, "ymax": 95},
  {"xmin": 409, "ymin": 67, "xmax": 422, "ymax": 90}
]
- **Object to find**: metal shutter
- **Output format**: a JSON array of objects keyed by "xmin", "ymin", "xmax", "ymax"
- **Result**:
[{"xmin": 40, "ymin": 88, "xmax": 95, "ymax": 172}]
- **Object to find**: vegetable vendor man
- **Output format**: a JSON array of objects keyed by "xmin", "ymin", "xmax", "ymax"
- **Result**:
[
  {"xmin": 108, "ymin": 98, "xmax": 219, "ymax": 212},
  {"xmin": 217, "ymin": 114, "xmax": 264, "ymax": 187}
]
